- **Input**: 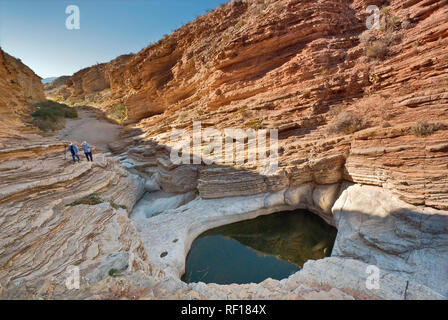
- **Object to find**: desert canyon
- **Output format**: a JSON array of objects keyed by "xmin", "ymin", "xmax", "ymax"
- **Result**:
[{"xmin": 1, "ymin": 0, "xmax": 448, "ymax": 299}]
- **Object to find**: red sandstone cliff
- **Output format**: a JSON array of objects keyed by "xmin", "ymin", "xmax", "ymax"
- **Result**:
[{"xmin": 45, "ymin": 54, "xmax": 134, "ymax": 108}]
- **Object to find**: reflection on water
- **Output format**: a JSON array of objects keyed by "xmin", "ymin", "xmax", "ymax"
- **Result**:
[{"xmin": 182, "ymin": 210, "xmax": 337, "ymax": 285}]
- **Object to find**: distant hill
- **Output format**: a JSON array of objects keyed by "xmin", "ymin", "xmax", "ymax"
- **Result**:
[{"xmin": 41, "ymin": 77, "xmax": 58, "ymax": 84}]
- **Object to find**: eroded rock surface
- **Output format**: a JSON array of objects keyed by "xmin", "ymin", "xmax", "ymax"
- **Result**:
[
  {"xmin": 0, "ymin": 48, "xmax": 46, "ymax": 139},
  {"xmin": 125, "ymin": 182, "xmax": 447, "ymax": 299},
  {"xmin": 3, "ymin": 0, "xmax": 448, "ymax": 300},
  {"xmin": 332, "ymin": 183, "xmax": 448, "ymax": 297},
  {"xmin": 47, "ymin": 0, "xmax": 448, "ymax": 210},
  {"xmin": 0, "ymin": 141, "xmax": 167, "ymax": 299}
]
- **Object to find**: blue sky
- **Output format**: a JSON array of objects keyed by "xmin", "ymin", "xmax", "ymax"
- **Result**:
[{"xmin": 0, "ymin": 0, "xmax": 228, "ymax": 78}]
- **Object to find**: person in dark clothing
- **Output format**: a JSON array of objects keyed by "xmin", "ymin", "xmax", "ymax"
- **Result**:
[
  {"xmin": 67, "ymin": 142, "xmax": 81, "ymax": 164},
  {"xmin": 81, "ymin": 141, "xmax": 93, "ymax": 162}
]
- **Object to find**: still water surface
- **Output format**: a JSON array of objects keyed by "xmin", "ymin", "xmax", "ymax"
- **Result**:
[{"xmin": 182, "ymin": 210, "xmax": 337, "ymax": 284}]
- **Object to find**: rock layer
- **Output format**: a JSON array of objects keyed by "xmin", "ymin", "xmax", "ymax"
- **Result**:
[
  {"xmin": 4, "ymin": 0, "xmax": 448, "ymax": 300},
  {"xmin": 0, "ymin": 48, "xmax": 46, "ymax": 139},
  {"xmin": 48, "ymin": 0, "xmax": 448, "ymax": 210},
  {"xmin": 0, "ymin": 141, "xmax": 165, "ymax": 298}
]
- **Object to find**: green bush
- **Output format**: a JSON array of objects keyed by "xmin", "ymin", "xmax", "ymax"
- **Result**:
[
  {"xmin": 68, "ymin": 193, "xmax": 103, "ymax": 207},
  {"xmin": 109, "ymin": 200, "xmax": 127, "ymax": 210},
  {"xmin": 108, "ymin": 268, "xmax": 119, "ymax": 277},
  {"xmin": 67, "ymin": 193, "xmax": 127, "ymax": 210},
  {"xmin": 31, "ymin": 100, "xmax": 78, "ymax": 131}
]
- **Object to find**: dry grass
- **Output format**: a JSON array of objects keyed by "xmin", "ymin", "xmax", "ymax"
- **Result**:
[
  {"xmin": 238, "ymin": 107, "xmax": 248, "ymax": 117},
  {"xmin": 366, "ymin": 40, "xmax": 388, "ymax": 59},
  {"xmin": 245, "ymin": 118, "xmax": 263, "ymax": 130},
  {"xmin": 410, "ymin": 121, "xmax": 440, "ymax": 137},
  {"xmin": 108, "ymin": 104, "xmax": 126, "ymax": 123},
  {"xmin": 358, "ymin": 31, "xmax": 372, "ymax": 45},
  {"xmin": 401, "ymin": 18, "xmax": 411, "ymax": 29},
  {"xmin": 328, "ymin": 111, "xmax": 368, "ymax": 135}
]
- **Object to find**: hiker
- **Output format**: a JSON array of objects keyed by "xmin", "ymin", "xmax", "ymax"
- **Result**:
[
  {"xmin": 81, "ymin": 141, "xmax": 93, "ymax": 162},
  {"xmin": 67, "ymin": 142, "xmax": 81, "ymax": 164}
]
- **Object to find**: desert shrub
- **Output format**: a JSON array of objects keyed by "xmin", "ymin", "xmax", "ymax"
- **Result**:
[
  {"xmin": 387, "ymin": 15, "xmax": 399, "ymax": 29},
  {"xmin": 108, "ymin": 268, "xmax": 119, "ymax": 277},
  {"xmin": 359, "ymin": 30, "xmax": 372, "ymax": 45},
  {"xmin": 108, "ymin": 104, "xmax": 126, "ymax": 122},
  {"xmin": 328, "ymin": 111, "xmax": 367, "ymax": 135},
  {"xmin": 273, "ymin": 1, "xmax": 283, "ymax": 12},
  {"xmin": 109, "ymin": 200, "xmax": 127, "ymax": 210},
  {"xmin": 369, "ymin": 72, "xmax": 379, "ymax": 84},
  {"xmin": 235, "ymin": 20, "xmax": 245, "ymax": 29},
  {"xmin": 366, "ymin": 40, "xmax": 388, "ymax": 59},
  {"xmin": 68, "ymin": 193, "xmax": 103, "ymax": 207},
  {"xmin": 31, "ymin": 100, "xmax": 78, "ymax": 131},
  {"xmin": 401, "ymin": 18, "xmax": 411, "ymax": 29},
  {"xmin": 238, "ymin": 107, "xmax": 248, "ymax": 117},
  {"xmin": 384, "ymin": 31, "xmax": 400, "ymax": 46},
  {"xmin": 320, "ymin": 68, "xmax": 330, "ymax": 77},
  {"xmin": 245, "ymin": 118, "xmax": 263, "ymax": 130},
  {"xmin": 410, "ymin": 121, "xmax": 440, "ymax": 137},
  {"xmin": 328, "ymin": 104, "xmax": 344, "ymax": 118}
]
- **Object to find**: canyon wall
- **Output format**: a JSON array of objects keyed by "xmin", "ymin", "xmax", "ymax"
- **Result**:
[
  {"xmin": 5, "ymin": 0, "xmax": 448, "ymax": 299},
  {"xmin": 48, "ymin": 0, "xmax": 448, "ymax": 209},
  {"xmin": 0, "ymin": 51, "xmax": 164, "ymax": 299},
  {"xmin": 104, "ymin": 0, "xmax": 448, "ymax": 299},
  {"xmin": 0, "ymin": 48, "xmax": 46, "ymax": 140},
  {"xmin": 128, "ymin": 0, "xmax": 448, "ymax": 209},
  {"xmin": 45, "ymin": 54, "xmax": 134, "ymax": 109}
]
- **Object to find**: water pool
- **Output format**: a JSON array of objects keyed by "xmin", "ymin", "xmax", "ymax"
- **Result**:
[{"xmin": 182, "ymin": 210, "xmax": 337, "ymax": 284}]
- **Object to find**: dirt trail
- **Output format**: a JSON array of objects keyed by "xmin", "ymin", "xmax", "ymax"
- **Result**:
[{"xmin": 57, "ymin": 108, "xmax": 122, "ymax": 152}]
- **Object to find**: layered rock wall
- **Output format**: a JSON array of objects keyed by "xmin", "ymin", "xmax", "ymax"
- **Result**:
[
  {"xmin": 6, "ymin": 0, "xmax": 448, "ymax": 300},
  {"xmin": 0, "ymin": 141, "xmax": 164, "ymax": 298},
  {"xmin": 102, "ymin": 0, "xmax": 448, "ymax": 210},
  {"xmin": 0, "ymin": 48, "xmax": 46, "ymax": 139}
]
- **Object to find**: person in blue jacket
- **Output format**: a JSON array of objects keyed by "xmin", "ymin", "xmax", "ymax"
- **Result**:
[
  {"xmin": 67, "ymin": 142, "xmax": 81, "ymax": 164},
  {"xmin": 81, "ymin": 141, "xmax": 93, "ymax": 162}
]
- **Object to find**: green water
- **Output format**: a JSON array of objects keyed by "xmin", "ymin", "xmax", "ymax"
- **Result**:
[{"xmin": 182, "ymin": 210, "xmax": 337, "ymax": 285}]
